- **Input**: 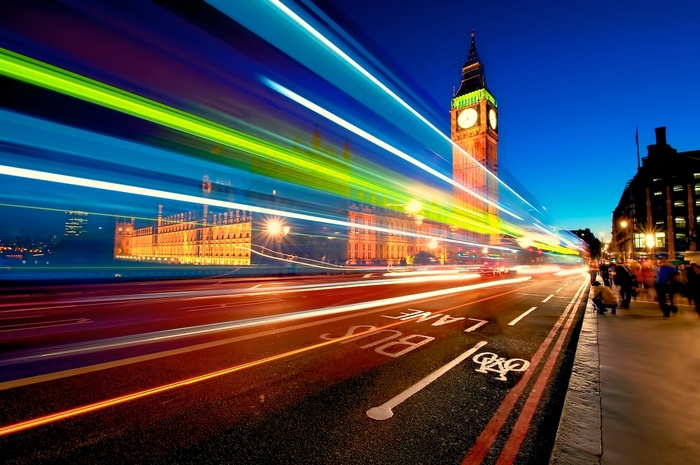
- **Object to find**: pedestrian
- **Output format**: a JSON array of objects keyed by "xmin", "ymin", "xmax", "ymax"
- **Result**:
[
  {"xmin": 599, "ymin": 262, "xmax": 612, "ymax": 287},
  {"xmin": 685, "ymin": 262, "xmax": 700, "ymax": 318},
  {"xmin": 655, "ymin": 257, "xmax": 679, "ymax": 317},
  {"xmin": 588, "ymin": 260, "xmax": 599, "ymax": 284},
  {"xmin": 613, "ymin": 262, "xmax": 635, "ymax": 309},
  {"xmin": 591, "ymin": 280, "xmax": 619, "ymax": 314},
  {"xmin": 641, "ymin": 263, "xmax": 656, "ymax": 300},
  {"xmin": 629, "ymin": 260, "xmax": 643, "ymax": 300}
]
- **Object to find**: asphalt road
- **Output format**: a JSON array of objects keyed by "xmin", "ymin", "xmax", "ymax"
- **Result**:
[{"xmin": 0, "ymin": 267, "xmax": 588, "ymax": 464}]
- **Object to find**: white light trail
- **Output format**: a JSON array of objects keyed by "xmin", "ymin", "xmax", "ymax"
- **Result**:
[
  {"xmin": 263, "ymin": 78, "xmax": 523, "ymax": 221},
  {"xmin": 0, "ymin": 276, "xmax": 530, "ymax": 364},
  {"xmin": 267, "ymin": 0, "xmax": 539, "ymax": 213},
  {"xmin": 0, "ymin": 164, "xmax": 505, "ymax": 251}
]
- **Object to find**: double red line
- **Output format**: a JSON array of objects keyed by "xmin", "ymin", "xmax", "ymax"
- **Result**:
[{"xmin": 462, "ymin": 277, "xmax": 589, "ymax": 464}]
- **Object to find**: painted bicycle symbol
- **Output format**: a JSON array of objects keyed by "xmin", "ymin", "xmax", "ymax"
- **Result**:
[{"xmin": 472, "ymin": 352, "xmax": 530, "ymax": 381}]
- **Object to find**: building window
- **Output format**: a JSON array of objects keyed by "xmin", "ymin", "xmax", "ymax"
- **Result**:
[
  {"xmin": 675, "ymin": 217, "xmax": 687, "ymax": 228},
  {"xmin": 676, "ymin": 233, "xmax": 688, "ymax": 250},
  {"xmin": 655, "ymin": 232, "xmax": 666, "ymax": 248},
  {"xmin": 653, "ymin": 191, "xmax": 662, "ymax": 196},
  {"xmin": 694, "ymin": 173, "xmax": 700, "ymax": 180},
  {"xmin": 674, "ymin": 200, "xmax": 685, "ymax": 207},
  {"xmin": 633, "ymin": 233, "xmax": 646, "ymax": 249},
  {"xmin": 695, "ymin": 184, "xmax": 700, "ymax": 194},
  {"xmin": 673, "ymin": 185, "xmax": 684, "ymax": 192},
  {"xmin": 653, "ymin": 178, "xmax": 661, "ymax": 182}
]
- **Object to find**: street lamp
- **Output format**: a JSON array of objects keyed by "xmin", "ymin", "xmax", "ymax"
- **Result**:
[
  {"xmin": 645, "ymin": 233, "xmax": 655, "ymax": 260},
  {"xmin": 619, "ymin": 219, "xmax": 629, "ymax": 261},
  {"xmin": 265, "ymin": 218, "xmax": 289, "ymax": 254}
]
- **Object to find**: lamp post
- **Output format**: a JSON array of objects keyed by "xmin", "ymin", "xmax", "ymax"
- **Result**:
[
  {"xmin": 646, "ymin": 233, "xmax": 655, "ymax": 261},
  {"xmin": 265, "ymin": 219, "xmax": 289, "ymax": 255},
  {"xmin": 620, "ymin": 219, "xmax": 628, "ymax": 261}
]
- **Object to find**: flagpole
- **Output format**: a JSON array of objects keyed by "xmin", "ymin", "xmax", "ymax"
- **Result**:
[{"xmin": 636, "ymin": 125, "xmax": 640, "ymax": 169}]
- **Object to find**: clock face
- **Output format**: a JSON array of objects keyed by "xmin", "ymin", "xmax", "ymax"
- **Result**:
[
  {"xmin": 488, "ymin": 108, "xmax": 498, "ymax": 130},
  {"xmin": 457, "ymin": 108, "xmax": 478, "ymax": 129}
]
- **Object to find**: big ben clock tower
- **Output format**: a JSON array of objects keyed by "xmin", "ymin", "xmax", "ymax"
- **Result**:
[{"xmin": 451, "ymin": 30, "xmax": 499, "ymax": 246}]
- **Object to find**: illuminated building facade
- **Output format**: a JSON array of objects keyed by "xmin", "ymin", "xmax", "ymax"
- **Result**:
[
  {"xmin": 450, "ymin": 30, "xmax": 499, "ymax": 247},
  {"xmin": 611, "ymin": 127, "xmax": 700, "ymax": 261},
  {"xmin": 115, "ymin": 206, "xmax": 252, "ymax": 265},
  {"xmin": 64, "ymin": 210, "xmax": 88, "ymax": 236},
  {"xmin": 115, "ymin": 177, "xmax": 253, "ymax": 265}
]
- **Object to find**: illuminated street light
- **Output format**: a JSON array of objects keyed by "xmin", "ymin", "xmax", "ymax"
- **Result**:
[
  {"xmin": 645, "ymin": 234, "xmax": 655, "ymax": 249},
  {"xmin": 405, "ymin": 200, "xmax": 422, "ymax": 214},
  {"xmin": 619, "ymin": 219, "xmax": 629, "ymax": 261},
  {"xmin": 645, "ymin": 233, "xmax": 655, "ymax": 260}
]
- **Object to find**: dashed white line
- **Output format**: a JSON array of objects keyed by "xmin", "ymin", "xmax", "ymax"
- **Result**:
[{"xmin": 508, "ymin": 307, "xmax": 537, "ymax": 326}]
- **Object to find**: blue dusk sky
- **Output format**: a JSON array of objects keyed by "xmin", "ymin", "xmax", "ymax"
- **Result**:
[{"xmin": 319, "ymin": 0, "xmax": 700, "ymax": 242}]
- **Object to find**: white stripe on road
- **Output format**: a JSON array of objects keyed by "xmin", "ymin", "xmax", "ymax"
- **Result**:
[
  {"xmin": 366, "ymin": 340, "xmax": 488, "ymax": 420},
  {"xmin": 508, "ymin": 307, "xmax": 537, "ymax": 326},
  {"xmin": 542, "ymin": 294, "xmax": 554, "ymax": 302},
  {"xmin": 0, "ymin": 318, "xmax": 91, "ymax": 332},
  {"xmin": 464, "ymin": 318, "xmax": 488, "ymax": 332}
]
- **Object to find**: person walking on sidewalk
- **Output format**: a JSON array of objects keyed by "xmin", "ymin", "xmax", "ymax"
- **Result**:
[
  {"xmin": 588, "ymin": 260, "xmax": 599, "ymax": 284},
  {"xmin": 592, "ymin": 281, "xmax": 619, "ymax": 314},
  {"xmin": 656, "ymin": 257, "xmax": 679, "ymax": 317},
  {"xmin": 614, "ymin": 261, "xmax": 635, "ymax": 309},
  {"xmin": 599, "ymin": 262, "xmax": 612, "ymax": 287},
  {"xmin": 685, "ymin": 262, "xmax": 700, "ymax": 318}
]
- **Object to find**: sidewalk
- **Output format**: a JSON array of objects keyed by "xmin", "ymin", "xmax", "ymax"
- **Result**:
[{"xmin": 550, "ymin": 285, "xmax": 700, "ymax": 465}]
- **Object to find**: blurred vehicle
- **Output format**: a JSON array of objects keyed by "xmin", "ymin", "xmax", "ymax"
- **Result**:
[
  {"xmin": 479, "ymin": 258, "xmax": 510, "ymax": 275},
  {"xmin": 412, "ymin": 251, "xmax": 440, "ymax": 266}
]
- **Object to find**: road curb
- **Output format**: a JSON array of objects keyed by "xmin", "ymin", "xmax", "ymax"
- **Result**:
[{"xmin": 549, "ymin": 292, "xmax": 602, "ymax": 465}]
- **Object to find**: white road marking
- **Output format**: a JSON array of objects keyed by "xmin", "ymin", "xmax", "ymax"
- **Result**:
[
  {"xmin": 508, "ymin": 307, "xmax": 537, "ymax": 326},
  {"xmin": 464, "ymin": 318, "xmax": 488, "ymax": 332},
  {"xmin": 366, "ymin": 340, "xmax": 488, "ymax": 420},
  {"xmin": 542, "ymin": 294, "xmax": 554, "ymax": 302}
]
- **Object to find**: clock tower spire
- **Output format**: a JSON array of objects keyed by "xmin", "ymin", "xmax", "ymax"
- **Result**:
[
  {"xmin": 450, "ymin": 29, "xmax": 499, "ymax": 246},
  {"xmin": 455, "ymin": 29, "xmax": 488, "ymax": 97}
]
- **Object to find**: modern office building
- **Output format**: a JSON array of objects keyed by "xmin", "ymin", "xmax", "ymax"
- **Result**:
[
  {"xmin": 64, "ymin": 210, "xmax": 88, "ymax": 236},
  {"xmin": 611, "ymin": 127, "xmax": 700, "ymax": 261}
]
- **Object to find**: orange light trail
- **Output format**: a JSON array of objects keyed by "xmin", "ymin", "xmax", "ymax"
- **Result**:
[{"xmin": 0, "ymin": 319, "xmax": 412, "ymax": 437}]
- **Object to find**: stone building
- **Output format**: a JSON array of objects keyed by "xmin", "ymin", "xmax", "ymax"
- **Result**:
[{"xmin": 611, "ymin": 127, "xmax": 700, "ymax": 261}]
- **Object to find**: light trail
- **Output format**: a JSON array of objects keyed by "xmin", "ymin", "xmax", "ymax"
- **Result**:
[
  {"xmin": 0, "ymin": 318, "xmax": 415, "ymax": 437},
  {"xmin": 0, "ymin": 276, "xmax": 530, "ymax": 364},
  {"xmin": 263, "ymin": 78, "xmax": 523, "ymax": 221},
  {"xmin": 0, "ymin": 47, "xmax": 579, "ymax": 253},
  {"xmin": 0, "ymin": 164, "xmax": 519, "ymax": 252},
  {"xmin": 263, "ymin": 0, "xmax": 539, "ymax": 213},
  {"xmin": 0, "ymin": 49, "xmax": 503, "ymax": 240}
]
